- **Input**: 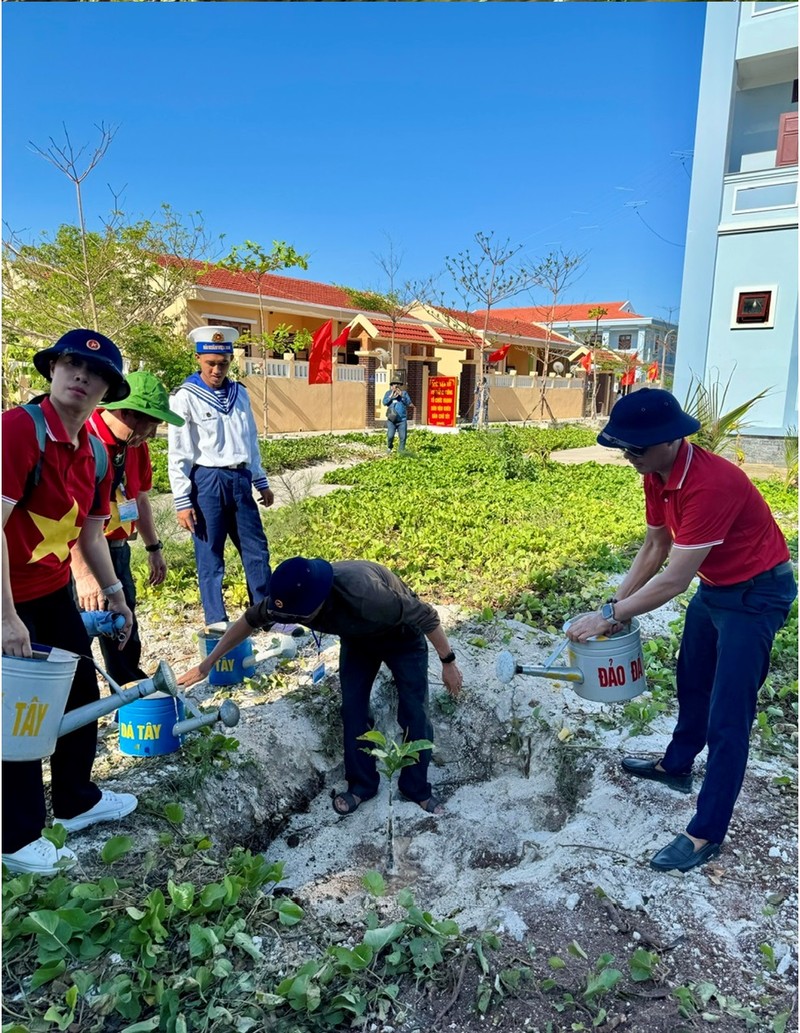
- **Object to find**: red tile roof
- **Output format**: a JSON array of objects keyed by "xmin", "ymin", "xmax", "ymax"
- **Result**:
[
  {"xmin": 452, "ymin": 308, "xmax": 574, "ymax": 345},
  {"xmin": 178, "ymin": 257, "xmax": 358, "ymax": 309},
  {"xmin": 368, "ymin": 318, "xmax": 437, "ymax": 344},
  {"xmin": 434, "ymin": 325, "xmax": 483, "ymax": 347},
  {"xmin": 485, "ymin": 301, "xmax": 644, "ymax": 323}
]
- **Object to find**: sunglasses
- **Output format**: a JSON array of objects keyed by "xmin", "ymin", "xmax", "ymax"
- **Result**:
[{"xmin": 602, "ymin": 432, "xmax": 650, "ymax": 458}]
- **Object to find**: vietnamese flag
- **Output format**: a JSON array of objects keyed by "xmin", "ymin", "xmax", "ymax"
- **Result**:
[
  {"xmin": 620, "ymin": 366, "xmax": 636, "ymax": 387},
  {"xmin": 579, "ymin": 351, "xmax": 592, "ymax": 372},
  {"xmin": 488, "ymin": 343, "xmax": 511, "ymax": 363},
  {"xmin": 647, "ymin": 361, "xmax": 659, "ymax": 382}
]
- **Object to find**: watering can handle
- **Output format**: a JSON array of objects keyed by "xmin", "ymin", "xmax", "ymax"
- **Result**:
[{"xmin": 543, "ymin": 637, "xmax": 569, "ymax": 669}]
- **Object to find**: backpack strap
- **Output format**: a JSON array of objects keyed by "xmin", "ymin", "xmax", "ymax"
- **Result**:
[
  {"xmin": 18, "ymin": 403, "xmax": 109, "ymax": 508},
  {"xmin": 19, "ymin": 404, "xmax": 48, "ymax": 505}
]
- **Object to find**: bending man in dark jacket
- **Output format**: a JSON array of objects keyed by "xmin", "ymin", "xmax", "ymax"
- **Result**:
[{"xmin": 178, "ymin": 557, "xmax": 463, "ymax": 815}]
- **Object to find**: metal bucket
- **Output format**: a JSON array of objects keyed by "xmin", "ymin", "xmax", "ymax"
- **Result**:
[
  {"xmin": 198, "ymin": 624, "xmax": 256, "ymax": 686},
  {"xmin": 2, "ymin": 645, "xmax": 79, "ymax": 761},
  {"xmin": 118, "ymin": 691, "xmax": 185, "ymax": 756}
]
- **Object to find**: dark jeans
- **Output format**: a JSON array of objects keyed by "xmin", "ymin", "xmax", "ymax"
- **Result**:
[
  {"xmin": 386, "ymin": 418, "xmax": 408, "ymax": 452},
  {"xmin": 338, "ymin": 628, "xmax": 434, "ymax": 802},
  {"xmin": 661, "ymin": 564, "xmax": 796, "ymax": 843},
  {"xmin": 190, "ymin": 466, "xmax": 272, "ymax": 625},
  {"xmin": 97, "ymin": 542, "xmax": 148, "ymax": 686},
  {"xmin": 2, "ymin": 585, "xmax": 102, "ymax": 852}
]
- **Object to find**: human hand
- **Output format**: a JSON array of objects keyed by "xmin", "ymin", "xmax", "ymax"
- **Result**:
[
  {"xmin": 106, "ymin": 598, "xmax": 133, "ymax": 648},
  {"xmin": 259, "ymin": 488, "xmax": 274, "ymax": 508},
  {"xmin": 2, "ymin": 611, "xmax": 32, "ymax": 658},
  {"xmin": 147, "ymin": 550, "xmax": 167, "ymax": 586},
  {"xmin": 177, "ymin": 509, "xmax": 196, "ymax": 534},
  {"xmin": 75, "ymin": 574, "xmax": 105, "ymax": 612},
  {"xmin": 442, "ymin": 661, "xmax": 463, "ymax": 698},
  {"xmin": 178, "ymin": 662, "xmax": 209, "ymax": 688},
  {"xmin": 565, "ymin": 612, "xmax": 621, "ymax": 643}
]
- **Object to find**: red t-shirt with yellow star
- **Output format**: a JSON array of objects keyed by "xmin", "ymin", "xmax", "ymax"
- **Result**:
[
  {"xmin": 2, "ymin": 398, "xmax": 113, "ymax": 603},
  {"xmin": 86, "ymin": 410, "xmax": 153, "ymax": 541}
]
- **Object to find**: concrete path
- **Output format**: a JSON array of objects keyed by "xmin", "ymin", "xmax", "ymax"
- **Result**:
[{"xmin": 550, "ymin": 444, "xmax": 786, "ymax": 481}]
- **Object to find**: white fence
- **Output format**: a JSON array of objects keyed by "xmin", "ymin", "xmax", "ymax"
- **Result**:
[
  {"xmin": 242, "ymin": 359, "xmax": 365, "ymax": 382},
  {"xmin": 492, "ymin": 374, "xmax": 583, "ymax": 390}
]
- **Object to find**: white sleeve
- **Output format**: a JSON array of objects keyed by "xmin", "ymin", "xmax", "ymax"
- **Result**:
[
  {"xmin": 167, "ymin": 390, "xmax": 195, "ymax": 512},
  {"xmin": 241, "ymin": 389, "xmax": 269, "ymax": 490}
]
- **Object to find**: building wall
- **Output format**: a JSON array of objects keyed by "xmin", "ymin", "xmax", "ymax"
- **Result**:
[
  {"xmin": 242, "ymin": 376, "xmax": 365, "ymax": 435},
  {"xmin": 488, "ymin": 384, "xmax": 585, "ymax": 423},
  {"xmin": 674, "ymin": 1, "xmax": 798, "ymax": 437}
]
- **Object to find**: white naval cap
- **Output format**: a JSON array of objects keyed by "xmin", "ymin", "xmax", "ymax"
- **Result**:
[{"xmin": 189, "ymin": 325, "xmax": 239, "ymax": 354}]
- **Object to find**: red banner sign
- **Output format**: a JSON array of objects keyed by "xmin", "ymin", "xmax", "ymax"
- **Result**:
[{"xmin": 427, "ymin": 375, "xmax": 457, "ymax": 427}]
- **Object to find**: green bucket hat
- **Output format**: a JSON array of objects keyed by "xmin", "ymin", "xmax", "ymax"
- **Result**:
[{"xmin": 104, "ymin": 371, "xmax": 185, "ymax": 426}]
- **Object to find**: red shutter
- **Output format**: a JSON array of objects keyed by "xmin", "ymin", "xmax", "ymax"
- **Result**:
[{"xmin": 776, "ymin": 112, "xmax": 798, "ymax": 167}]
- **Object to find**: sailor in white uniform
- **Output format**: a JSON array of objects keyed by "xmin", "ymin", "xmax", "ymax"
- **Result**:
[{"xmin": 167, "ymin": 326, "xmax": 273, "ymax": 625}]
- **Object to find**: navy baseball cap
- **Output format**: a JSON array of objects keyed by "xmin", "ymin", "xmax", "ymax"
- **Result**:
[
  {"xmin": 33, "ymin": 329, "xmax": 130, "ymax": 403},
  {"xmin": 267, "ymin": 557, "xmax": 334, "ymax": 619},
  {"xmin": 597, "ymin": 388, "xmax": 701, "ymax": 450}
]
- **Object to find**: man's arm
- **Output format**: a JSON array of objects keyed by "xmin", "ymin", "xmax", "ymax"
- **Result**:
[
  {"xmin": 178, "ymin": 614, "xmax": 253, "ymax": 687},
  {"xmin": 167, "ymin": 392, "xmax": 197, "ymax": 532},
  {"xmin": 76, "ymin": 519, "xmax": 133, "ymax": 645},
  {"xmin": 425, "ymin": 625, "xmax": 463, "ymax": 698},
  {"xmin": 2, "ymin": 501, "xmax": 31, "ymax": 657},
  {"xmin": 137, "ymin": 493, "xmax": 167, "ymax": 586}
]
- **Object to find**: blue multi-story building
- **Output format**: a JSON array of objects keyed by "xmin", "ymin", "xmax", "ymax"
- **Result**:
[{"xmin": 675, "ymin": 1, "xmax": 797, "ymax": 455}]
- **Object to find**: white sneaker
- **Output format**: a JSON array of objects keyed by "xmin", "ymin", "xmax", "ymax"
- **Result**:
[
  {"xmin": 54, "ymin": 790, "xmax": 138, "ymax": 833},
  {"xmin": 2, "ymin": 837, "xmax": 78, "ymax": 875}
]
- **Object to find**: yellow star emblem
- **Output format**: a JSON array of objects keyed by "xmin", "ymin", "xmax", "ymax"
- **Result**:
[{"xmin": 28, "ymin": 500, "xmax": 81, "ymax": 564}]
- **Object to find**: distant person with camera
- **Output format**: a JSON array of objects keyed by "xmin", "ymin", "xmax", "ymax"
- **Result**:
[{"xmin": 382, "ymin": 375, "xmax": 413, "ymax": 454}]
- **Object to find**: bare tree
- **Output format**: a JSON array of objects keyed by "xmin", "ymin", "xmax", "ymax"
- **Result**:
[
  {"xmin": 523, "ymin": 248, "xmax": 587, "ymax": 416},
  {"xmin": 442, "ymin": 231, "xmax": 536, "ymax": 428},
  {"xmin": 28, "ymin": 123, "xmax": 118, "ymax": 331}
]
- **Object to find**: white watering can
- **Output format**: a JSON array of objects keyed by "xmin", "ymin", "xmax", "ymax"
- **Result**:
[
  {"xmin": 2, "ymin": 644, "xmax": 241, "ymax": 763},
  {"xmin": 496, "ymin": 615, "xmax": 647, "ymax": 704}
]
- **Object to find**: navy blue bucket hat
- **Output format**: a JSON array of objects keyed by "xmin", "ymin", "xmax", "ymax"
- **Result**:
[
  {"xmin": 597, "ymin": 388, "xmax": 701, "ymax": 450},
  {"xmin": 267, "ymin": 557, "xmax": 334, "ymax": 619},
  {"xmin": 33, "ymin": 329, "xmax": 130, "ymax": 403}
]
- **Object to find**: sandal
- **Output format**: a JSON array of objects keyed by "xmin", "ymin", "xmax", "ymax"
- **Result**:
[
  {"xmin": 331, "ymin": 790, "xmax": 364, "ymax": 816},
  {"xmin": 405, "ymin": 797, "xmax": 448, "ymax": 814}
]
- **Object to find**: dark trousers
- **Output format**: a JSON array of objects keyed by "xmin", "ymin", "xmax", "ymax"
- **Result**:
[
  {"xmin": 2, "ymin": 585, "xmax": 102, "ymax": 852},
  {"xmin": 338, "ymin": 628, "xmax": 434, "ymax": 802},
  {"xmin": 96, "ymin": 542, "xmax": 148, "ymax": 686},
  {"xmin": 662, "ymin": 565, "xmax": 796, "ymax": 843},
  {"xmin": 190, "ymin": 466, "xmax": 272, "ymax": 625},
  {"xmin": 386, "ymin": 418, "xmax": 408, "ymax": 452}
]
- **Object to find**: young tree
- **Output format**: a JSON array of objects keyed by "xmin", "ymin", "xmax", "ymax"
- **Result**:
[
  {"xmin": 442, "ymin": 231, "xmax": 536, "ymax": 428},
  {"xmin": 218, "ymin": 240, "xmax": 310, "ymax": 436},
  {"xmin": 339, "ymin": 235, "xmax": 438, "ymax": 372},
  {"xmin": 523, "ymin": 248, "xmax": 587, "ymax": 417}
]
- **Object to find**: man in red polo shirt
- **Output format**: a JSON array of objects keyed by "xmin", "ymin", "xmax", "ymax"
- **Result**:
[
  {"xmin": 567, "ymin": 389, "xmax": 796, "ymax": 873},
  {"xmin": 2, "ymin": 330, "xmax": 136, "ymax": 876},
  {"xmin": 71, "ymin": 371, "xmax": 185, "ymax": 687}
]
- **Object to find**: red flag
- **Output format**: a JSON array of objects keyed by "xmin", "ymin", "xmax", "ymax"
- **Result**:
[
  {"xmin": 332, "ymin": 324, "xmax": 350, "ymax": 350},
  {"xmin": 620, "ymin": 367, "xmax": 636, "ymax": 387},
  {"xmin": 647, "ymin": 361, "xmax": 659, "ymax": 382},
  {"xmin": 579, "ymin": 351, "xmax": 592, "ymax": 372},
  {"xmin": 488, "ymin": 343, "xmax": 511, "ymax": 363},
  {"xmin": 309, "ymin": 320, "xmax": 333, "ymax": 385}
]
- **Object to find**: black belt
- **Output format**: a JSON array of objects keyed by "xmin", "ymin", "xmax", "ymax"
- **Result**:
[
  {"xmin": 197, "ymin": 463, "xmax": 247, "ymax": 471},
  {"xmin": 751, "ymin": 560, "xmax": 794, "ymax": 583},
  {"xmin": 710, "ymin": 560, "xmax": 795, "ymax": 589},
  {"xmin": 107, "ymin": 539, "xmax": 128, "ymax": 549}
]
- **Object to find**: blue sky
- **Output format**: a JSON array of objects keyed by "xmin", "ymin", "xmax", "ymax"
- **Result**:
[{"xmin": 3, "ymin": 3, "xmax": 706, "ymax": 320}]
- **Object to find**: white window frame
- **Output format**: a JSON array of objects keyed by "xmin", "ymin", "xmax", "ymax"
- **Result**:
[{"xmin": 732, "ymin": 179, "xmax": 797, "ymax": 214}]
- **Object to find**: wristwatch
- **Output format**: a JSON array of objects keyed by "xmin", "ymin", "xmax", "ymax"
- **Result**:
[
  {"xmin": 145, "ymin": 540, "xmax": 163, "ymax": 553},
  {"xmin": 600, "ymin": 602, "xmax": 616, "ymax": 624},
  {"xmin": 439, "ymin": 650, "xmax": 456, "ymax": 664}
]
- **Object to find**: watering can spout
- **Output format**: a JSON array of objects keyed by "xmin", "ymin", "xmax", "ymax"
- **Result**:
[
  {"xmin": 57, "ymin": 662, "xmax": 177, "ymax": 738},
  {"xmin": 495, "ymin": 648, "xmax": 584, "ymax": 685}
]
